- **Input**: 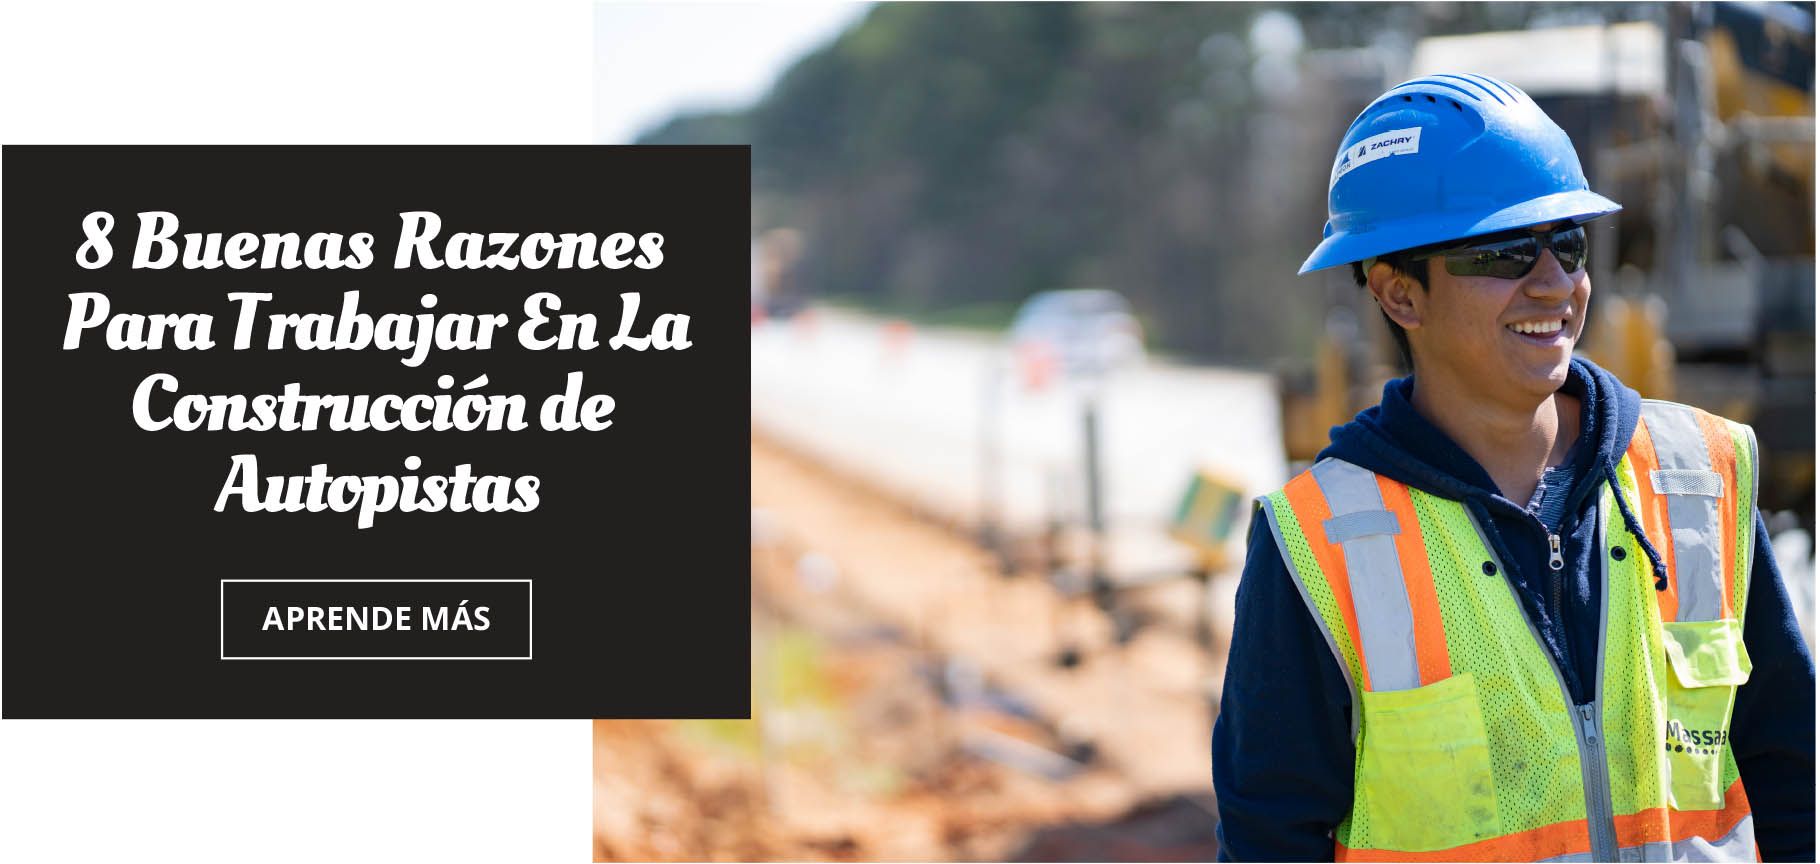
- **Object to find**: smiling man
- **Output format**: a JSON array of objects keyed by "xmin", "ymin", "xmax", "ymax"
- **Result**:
[{"xmin": 1211, "ymin": 74, "xmax": 1814, "ymax": 861}]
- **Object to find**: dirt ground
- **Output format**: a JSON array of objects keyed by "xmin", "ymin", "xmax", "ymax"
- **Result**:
[{"xmin": 591, "ymin": 434, "xmax": 1224, "ymax": 861}]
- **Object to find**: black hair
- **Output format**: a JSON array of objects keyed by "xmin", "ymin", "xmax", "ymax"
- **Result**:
[{"xmin": 1352, "ymin": 252, "xmax": 1429, "ymax": 372}]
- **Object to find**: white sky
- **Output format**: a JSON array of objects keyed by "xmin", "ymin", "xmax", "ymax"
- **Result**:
[{"xmin": 594, "ymin": 1, "xmax": 872, "ymax": 144}]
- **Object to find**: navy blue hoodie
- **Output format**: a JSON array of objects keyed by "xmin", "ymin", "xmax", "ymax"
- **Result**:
[{"xmin": 1211, "ymin": 357, "xmax": 1815, "ymax": 861}]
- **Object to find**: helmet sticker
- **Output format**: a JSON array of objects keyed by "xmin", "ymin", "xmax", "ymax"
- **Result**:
[{"xmin": 1331, "ymin": 126, "xmax": 1422, "ymax": 186}]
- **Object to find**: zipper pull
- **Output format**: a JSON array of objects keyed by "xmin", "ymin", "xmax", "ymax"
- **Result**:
[{"xmin": 1549, "ymin": 533, "xmax": 1564, "ymax": 571}]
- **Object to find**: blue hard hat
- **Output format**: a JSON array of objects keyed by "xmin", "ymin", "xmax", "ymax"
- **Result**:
[{"xmin": 1299, "ymin": 73, "xmax": 1621, "ymax": 275}]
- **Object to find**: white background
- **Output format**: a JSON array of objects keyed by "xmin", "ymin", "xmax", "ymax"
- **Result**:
[{"xmin": 1, "ymin": 2, "xmax": 598, "ymax": 860}]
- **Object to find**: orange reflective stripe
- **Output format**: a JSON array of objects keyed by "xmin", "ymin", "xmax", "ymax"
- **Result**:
[
  {"xmin": 1337, "ymin": 782, "xmax": 1752, "ymax": 861},
  {"xmin": 1669, "ymin": 778, "xmax": 1752, "ymax": 844},
  {"xmin": 1627, "ymin": 427, "xmax": 1678, "ymax": 623},
  {"xmin": 1335, "ymin": 817, "xmax": 1591, "ymax": 861},
  {"xmin": 1285, "ymin": 470, "xmax": 1372, "ymax": 689},
  {"xmin": 1615, "ymin": 805, "xmax": 1672, "ymax": 850},
  {"xmin": 1377, "ymin": 475, "xmax": 1451, "ymax": 686},
  {"xmin": 1614, "ymin": 778, "xmax": 1752, "ymax": 848},
  {"xmin": 1695, "ymin": 412, "xmax": 1740, "ymax": 619}
]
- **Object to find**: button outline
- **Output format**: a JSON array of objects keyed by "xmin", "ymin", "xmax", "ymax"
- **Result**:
[{"xmin": 218, "ymin": 579, "xmax": 533, "ymax": 661}]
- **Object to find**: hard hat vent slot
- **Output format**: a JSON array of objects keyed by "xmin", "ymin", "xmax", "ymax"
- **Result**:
[
  {"xmin": 1424, "ymin": 95, "xmax": 1436, "ymax": 103},
  {"xmin": 1451, "ymin": 100, "xmax": 1462, "ymax": 111},
  {"xmin": 1401, "ymin": 95, "xmax": 1412, "ymax": 102}
]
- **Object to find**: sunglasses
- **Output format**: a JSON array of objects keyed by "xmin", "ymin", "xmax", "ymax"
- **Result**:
[{"xmin": 1408, "ymin": 224, "xmax": 1588, "ymax": 279}]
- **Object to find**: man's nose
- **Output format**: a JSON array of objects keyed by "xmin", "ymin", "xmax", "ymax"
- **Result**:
[{"xmin": 1523, "ymin": 245, "xmax": 1578, "ymax": 301}]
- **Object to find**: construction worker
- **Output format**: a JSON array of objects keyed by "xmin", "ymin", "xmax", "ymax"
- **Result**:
[{"xmin": 1211, "ymin": 74, "xmax": 1814, "ymax": 861}]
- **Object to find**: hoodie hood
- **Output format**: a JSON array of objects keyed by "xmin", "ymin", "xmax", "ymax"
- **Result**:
[
  {"xmin": 1318, "ymin": 356, "xmax": 1670, "ymax": 588},
  {"xmin": 1318, "ymin": 356, "xmax": 1639, "ymax": 514}
]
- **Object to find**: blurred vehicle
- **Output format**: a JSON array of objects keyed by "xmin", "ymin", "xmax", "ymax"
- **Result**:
[
  {"xmin": 752, "ymin": 227, "xmax": 806, "ymax": 321},
  {"xmin": 1007, "ymin": 289, "xmax": 1146, "ymax": 383}
]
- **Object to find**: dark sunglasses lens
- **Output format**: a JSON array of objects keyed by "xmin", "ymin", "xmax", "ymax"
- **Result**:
[
  {"xmin": 1552, "ymin": 225, "xmax": 1587, "ymax": 273},
  {"xmin": 1443, "ymin": 236, "xmax": 1539, "ymax": 279}
]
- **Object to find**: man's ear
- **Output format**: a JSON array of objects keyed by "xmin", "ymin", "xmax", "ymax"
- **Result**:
[{"xmin": 1366, "ymin": 261, "xmax": 1424, "ymax": 332}]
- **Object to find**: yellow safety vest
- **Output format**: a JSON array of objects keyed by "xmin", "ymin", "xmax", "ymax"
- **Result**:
[{"xmin": 1258, "ymin": 399, "xmax": 1759, "ymax": 861}]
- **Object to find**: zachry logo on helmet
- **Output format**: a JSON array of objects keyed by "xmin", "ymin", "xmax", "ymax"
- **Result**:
[{"xmin": 1331, "ymin": 127, "xmax": 1423, "ymax": 186}]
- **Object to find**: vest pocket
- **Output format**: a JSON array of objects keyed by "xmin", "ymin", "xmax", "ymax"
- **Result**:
[
  {"xmin": 1357, "ymin": 672, "xmax": 1502, "ymax": 850},
  {"xmin": 1662, "ymin": 618, "xmax": 1752, "ymax": 811}
]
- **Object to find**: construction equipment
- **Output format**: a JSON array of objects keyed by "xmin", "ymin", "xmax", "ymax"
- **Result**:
[
  {"xmin": 1434, "ymin": 6, "xmax": 1813, "ymax": 526},
  {"xmin": 1168, "ymin": 468, "xmax": 1248, "ymax": 573},
  {"xmin": 1285, "ymin": 5, "xmax": 1814, "ymax": 527}
]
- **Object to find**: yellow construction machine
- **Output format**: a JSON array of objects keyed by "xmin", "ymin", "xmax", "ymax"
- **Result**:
[{"xmin": 1283, "ymin": 4, "xmax": 1814, "ymax": 528}]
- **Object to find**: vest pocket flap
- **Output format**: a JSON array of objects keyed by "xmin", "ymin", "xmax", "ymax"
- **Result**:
[
  {"xmin": 1663, "ymin": 619, "xmax": 1752, "ymax": 687},
  {"xmin": 1662, "ymin": 619, "xmax": 1748, "ymax": 810}
]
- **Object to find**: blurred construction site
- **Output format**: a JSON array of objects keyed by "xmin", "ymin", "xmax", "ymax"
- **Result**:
[{"xmin": 596, "ymin": 2, "xmax": 1815, "ymax": 860}]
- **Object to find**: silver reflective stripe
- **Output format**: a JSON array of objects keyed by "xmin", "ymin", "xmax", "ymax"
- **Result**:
[
  {"xmin": 1651, "ymin": 469, "xmax": 1722, "ymax": 499},
  {"xmin": 1537, "ymin": 851, "xmax": 1597, "ymax": 863},
  {"xmin": 1323, "ymin": 509, "xmax": 1399, "ymax": 544},
  {"xmin": 1310, "ymin": 459, "xmax": 1421, "ymax": 692},
  {"xmin": 1641, "ymin": 402, "xmax": 1726, "ymax": 622},
  {"xmin": 1617, "ymin": 813, "xmax": 1756, "ymax": 862},
  {"xmin": 1257, "ymin": 494, "xmax": 1360, "ymax": 741}
]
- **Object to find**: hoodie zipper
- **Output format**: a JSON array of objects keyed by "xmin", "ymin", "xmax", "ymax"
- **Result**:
[
  {"xmin": 1549, "ymin": 531, "xmax": 1566, "ymax": 639},
  {"xmin": 1528, "ymin": 514, "xmax": 1569, "ymax": 680}
]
